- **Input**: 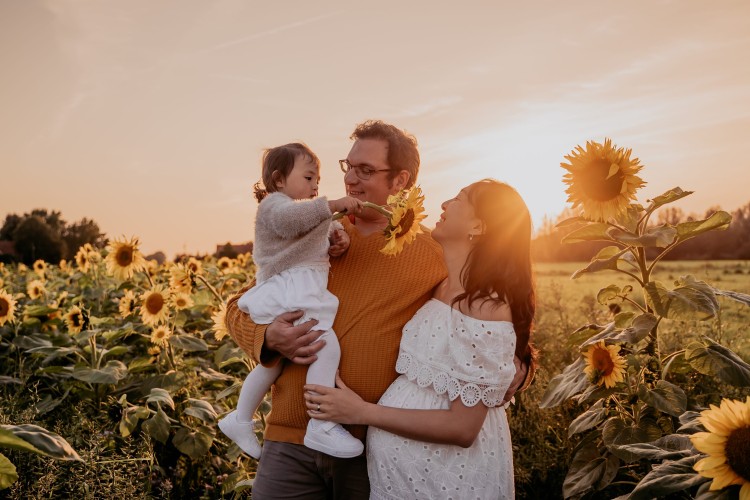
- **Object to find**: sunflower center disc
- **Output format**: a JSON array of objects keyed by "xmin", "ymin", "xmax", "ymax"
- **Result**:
[
  {"xmin": 72, "ymin": 313, "xmax": 82, "ymax": 327},
  {"xmin": 116, "ymin": 248, "xmax": 134, "ymax": 266},
  {"xmin": 580, "ymin": 158, "xmax": 624, "ymax": 202},
  {"xmin": 592, "ymin": 347, "xmax": 615, "ymax": 375},
  {"xmin": 146, "ymin": 294, "xmax": 164, "ymax": 314},
  {"xmin": 396, "ymin": 209, "xmax": 416, "ymax": 238},
  {"xmin": 726, "ymin": 426, "xmax": 750, "ymax": 482},
  {"xmin": 0, "ymin": 298, "xmax": 9, "ymax": 316}
]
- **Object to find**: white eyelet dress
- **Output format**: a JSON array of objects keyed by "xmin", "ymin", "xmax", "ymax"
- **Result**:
[{"xmin": 366, "ymin": 299, "xmax": 517, "ymax": 500}]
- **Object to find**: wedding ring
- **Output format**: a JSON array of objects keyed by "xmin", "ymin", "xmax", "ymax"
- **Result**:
[{"xmin": 316, "ymin": 403, "xmax": 321, "ymax": 412}]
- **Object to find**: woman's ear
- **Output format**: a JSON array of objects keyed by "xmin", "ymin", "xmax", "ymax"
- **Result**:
[{"xmin": 469, "ymin": 219, "xmax": 485, "ymax": 239}]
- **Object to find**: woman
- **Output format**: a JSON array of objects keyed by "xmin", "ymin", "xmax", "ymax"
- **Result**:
[{"xmin": 304, "ymin": 179, "xmax": 537, "ymax": 499}]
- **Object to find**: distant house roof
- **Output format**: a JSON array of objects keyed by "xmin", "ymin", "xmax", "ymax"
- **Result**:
[
  {"xmin": 0, "ymin": 240, "xmax": 16, "ymax": 256},
  {"xmin": 215, "ymin": 242, "xmax": 253, "ymax": 255}
]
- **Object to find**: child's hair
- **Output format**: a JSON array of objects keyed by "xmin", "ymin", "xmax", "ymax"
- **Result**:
[{"xmin": 253, "ymin": 143, "xmax": 320, "ymax": 203}]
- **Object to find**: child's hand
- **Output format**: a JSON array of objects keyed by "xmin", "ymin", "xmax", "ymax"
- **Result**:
[
  {"xmin": 329, "ymin": 229, "xmax": 350, "ymax": 257},
  {"xmin": 329, "ymin": 196, "xmax": 363, "ymax": 215}
]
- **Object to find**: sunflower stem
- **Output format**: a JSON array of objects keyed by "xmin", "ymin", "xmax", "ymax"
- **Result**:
[
  {"xmin": 196, "ymin": 274, "xmax": 223, "ymax": 303},
  {"xmin": 331, "ymin": 202, "xmax": 393, "ymax": 221},
  {"xmin": 142, "ymin": 269, "xmax": 154, "ymax": 289}
]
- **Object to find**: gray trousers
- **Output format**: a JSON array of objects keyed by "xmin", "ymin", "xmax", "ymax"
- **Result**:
[{"xmin": 250, "ymin": 440, "xmax": 370, "ymax": 499}]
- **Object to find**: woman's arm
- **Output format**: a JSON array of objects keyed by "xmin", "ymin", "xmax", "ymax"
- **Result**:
[{"xmin": 304, "ymin": 373, "xmax": 488, "ymax": 448}]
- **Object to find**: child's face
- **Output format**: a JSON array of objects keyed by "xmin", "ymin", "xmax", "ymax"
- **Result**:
[{"xmin": 275, "ymin": 155, "xmax": 319, "ymax": 200}]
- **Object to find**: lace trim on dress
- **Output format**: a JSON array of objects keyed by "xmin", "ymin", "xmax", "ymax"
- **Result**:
[{"xmin": 395, "ymin": 352, "xmax": 504, "ymax": 407}]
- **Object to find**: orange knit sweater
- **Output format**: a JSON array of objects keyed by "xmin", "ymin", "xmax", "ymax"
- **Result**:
[{"xmin": 225, "ymin": 218, "xmax": 447, "ymax": 444}]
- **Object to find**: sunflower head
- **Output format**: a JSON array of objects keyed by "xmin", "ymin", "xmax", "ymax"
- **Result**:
[
  {"xmin": 26, "ymin": 280, "xmax": 46, "ymax": 300},
  {"xmin": 186, "ymin": 257, "xmax": 203, "ymax": 275},
  {"xmin": 169, "ymin": 264, "xmax": 193, "ymax": 294},
  {"xmin": 64, "ymin": 305, "xmax": 87, "ymax": 333},
  {"xmin": 75, "ymin": 247, "xmax": 91, "ymax": 273},
  {"xmin": 211, "ymin": 303, "xmax": 229, "ymax": 341},
  {"xmin": 583, "ymin": 341, "xmax": 627, "ymax": 388},
  {"xmin": 171, "ymin": 292, "xmax": 194, "ymax": 310},
  {"xmin": 147, "ymin": 346, "xmax": 162, "ymax": 356},
  {"xmin": 59, "ymin": 259, "xmax": 69, "ymax": 273},
  {"xmin": 561, "ymin": 138, "xmax": 646, "ymax": 222},
  {"xmin": 691, "ymin": 397, "xmax": 750, "ymax": 497},
  {"xmin": 105, "ymin": 236, "xmax": 147, "ymax": 281},
  {"xmin": 149, "ymin": 325, "xmax": 172, "ymax": 348},
  {"xmin": 33, "ymin": 259, "xmax": 47, "ymax": 277},
  {"xmin": 216, "ymin": 257, "xmax": 234, "ymax": 274},
  {"xmin": 139, "ymin": 285, "xmax": 170, "ymax": 326},
  {"xmin": 0, "ymin": 289, "xmax": 17, "ymax": 326},
  {"xmin": 380, "ymin": 186, "xmax": 427, "ymax": 256}
]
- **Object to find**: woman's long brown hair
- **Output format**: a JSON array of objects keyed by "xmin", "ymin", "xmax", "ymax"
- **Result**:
[{"xmin": 451, "ymin": 179, "xmax": 538, "ymax": 378}]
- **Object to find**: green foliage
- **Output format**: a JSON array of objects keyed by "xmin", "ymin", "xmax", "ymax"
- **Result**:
[{"xmin": 540, "ymin": 185, "xmax": 750, "ymax": 499}]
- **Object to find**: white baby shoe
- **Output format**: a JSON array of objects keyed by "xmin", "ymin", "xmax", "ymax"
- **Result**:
[
  {"xmin": 218, "ymin": 410, "xmax": 262, "ymax": 459},
  {"xmin": 304, "ymin": 419, "xmax": 364, "ymax": 458}
]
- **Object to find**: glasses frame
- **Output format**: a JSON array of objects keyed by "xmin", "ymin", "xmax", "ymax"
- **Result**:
[{"xmin": 339, "ymin": 159, "xmax": 391, "ymax": 181}]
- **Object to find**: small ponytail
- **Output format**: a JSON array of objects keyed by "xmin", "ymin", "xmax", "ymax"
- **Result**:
[{"xmin": 253, "ymin": 180, "xmax": 268, "ymax": 203}]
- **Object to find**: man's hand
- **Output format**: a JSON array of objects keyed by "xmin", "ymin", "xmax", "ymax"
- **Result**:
[
  {"xmin": 264, "ymin": 311, "xmax": 326, "ymax": 365},
  {"xmin": 328, "ymin": 229, "xmax": 350, "ymax": 257}
]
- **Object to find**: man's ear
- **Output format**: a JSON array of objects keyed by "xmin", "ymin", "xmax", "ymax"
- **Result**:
[{"xmin": 391, "ymin": 170, "xmax": 411, "ymax": 191}]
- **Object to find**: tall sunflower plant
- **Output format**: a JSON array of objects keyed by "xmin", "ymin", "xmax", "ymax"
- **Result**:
[{"xmin": 540, "ymin": 139, "xmax": 750, "ymax": 500}]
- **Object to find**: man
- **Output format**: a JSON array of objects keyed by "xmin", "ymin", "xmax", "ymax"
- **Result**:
[{"xmin": 226, "ymin": 120, "xmax": 527, "ymax": 498}]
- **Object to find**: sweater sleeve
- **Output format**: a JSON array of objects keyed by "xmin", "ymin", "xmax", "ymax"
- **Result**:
[
  {"xmin": 226, "ymin": 283, "xmax": 282, "ymax": 368},
  {"xmin": 260, "ymin": 193, "xmax": 333, "ymax": 239}
]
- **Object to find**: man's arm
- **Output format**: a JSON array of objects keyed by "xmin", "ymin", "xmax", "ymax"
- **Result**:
[{"xmin": 226, "ymin": 284, "xmax": 327, "ymax": 366}]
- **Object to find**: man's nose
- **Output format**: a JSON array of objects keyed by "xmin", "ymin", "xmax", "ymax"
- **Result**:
[{"xmin": 344, "ymin": 169, "xmax": 358, "ymax": 184}]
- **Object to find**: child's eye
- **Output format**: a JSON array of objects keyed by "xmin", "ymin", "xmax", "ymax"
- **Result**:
[{"xmin": 305, "ymin": 177, "xmax": 313, "ymax": 181}]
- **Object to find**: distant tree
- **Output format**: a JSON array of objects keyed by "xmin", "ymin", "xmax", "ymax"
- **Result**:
[
  {"xmin": 12, "ymin": 216, "xmax": 65, "ymax": 264},
  {"xmin": 61, "ymin": 218, "xmax": 106, "ymax": 259},
  {"xmin": 215, "ymin": 243, "xmax": 238, "ymax": 259},
  {"xmin": 146, "ymin": 251, "xmax": 166, "ymax": 265}
]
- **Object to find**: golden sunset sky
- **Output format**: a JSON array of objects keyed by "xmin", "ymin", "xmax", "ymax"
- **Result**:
[{"xmin": 2, "ymin": 1, "xmax": 749, "ymax": 258}]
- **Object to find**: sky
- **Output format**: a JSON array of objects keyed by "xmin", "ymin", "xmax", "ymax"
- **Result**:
[{"xmin": 1, "ymin": 0, "xmax": 749, "ymax": 258}]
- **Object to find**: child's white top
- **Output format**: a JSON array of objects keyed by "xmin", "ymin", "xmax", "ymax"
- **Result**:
[{"xmin": 252, "ymin": 192, "xmax": 340, "ymax": 283}]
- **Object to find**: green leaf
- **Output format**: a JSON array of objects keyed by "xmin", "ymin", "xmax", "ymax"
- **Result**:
[
  {"xmin": 555, "ymin": 216, "xmax": 588, "ymax": 228},
  {"xmin": 12, "ymin": 334, "xmax": 52, "ymax": 350},
  {"xmin": 119, "ymin": 406, "xmax": 147, "ymax": 438},
  {"xmin": 216, "ymin": 382, "xmax": 241, "ymax": 401},
  {"xmin": 614, "ymin": 311, "xmax": 636, "ymax": 329},
  {"xmin": 597, "ymin": 285, "xmax": 623, "ymax": 305},
  {"xmin": 695, "ymin": 479, "xmax": 734, "ymax": 499},
  {"xmin": 610, "ymin": 434, "xmax": 693, "ymax": 462},
  {"xmin": 169, "ymin": 334, "xmax": 208, "ymax": 352},
  {"xmin": 568, "ymin": 401, "xmax": 607, "ymax": 437},
  {"xmin": 173, "ymin": 426, "xmax": 214, "ymax": 460},
  {"xmin": 685, "ymin": 338, "xmax": 750, "ymax": 386},
  {"xmin": 102, "ymin": 346, "xmax": 129, "ymax": 358},
  {"xmin": 713, "ymin": 288, "xmax": 750, "ymax": 307},
  {"xmin": 676, "ymin": 211, "xmax": 731, "ymax": 241},
  {"xmin": 572, "ymin": 247, "xmax": 629, "ymax": 279},
  {"xmin": 626, "ymin": 455, "xmax": 708, "ymax": 500},
  {"xmin": 561, "ymin": 222, "xmax": 613, "ymax": 244},
  {"xmin": 71, "ymin": 360, "xmax": 128, "ymax": 384},
  {"xmin": 568, "ymin": 324, "xmax": 609, "ymax": 347},
  {"xmin": 645, "ymin": 277, "xmax": 718, "ymax": 321},
  {"xmin": 0, "ymin": 453, "xmax": 18, "ymax": 490},
  {"xmin": 539, "ymin": 358, "xmax": 590, "ymax": 408},
  {"xmin": 146, "ymin": 388, "xmax": 175, "ymax": 410},
  {"xmin": 562, "ymin": 442, "xmax": 619, "ymax": 498},
  {"xmin": 602, "ymin": 417, "xmax": 663, "ymax": 462},
  {"xmin": 198, "ymin": 368, "xmax": 235, "ymax": 382},
  {"xmin": 22, "ymin": 305, "xmax": 58, "ymax": 317},
  {"xmin": 183, "ymin": 399, "xmax": 218, "ymax": 423},
  {"xmin": 638, "ymin": 380, "xmax": 687, "ymax": 417},
  {"xmin": 0, "ymin": 424, "xmax": 81, "ymax": 461},
  {"xmin": 142, "ymin": 407, "xmax": 171, "ymax": 445},
  {"xmin": 677, "ymin": 411, "xmax": 705, "ymax": 434},
  {"xmin": 648, "ymin": 187, "xmax": 693, "ymax": 211},
  {"xmin": 582, "ymin": 313, "xmax": 657, "ymax": 347},
  {"xmin": 607, "ymin": 225, "xmax": 676, "ymax": 248}
]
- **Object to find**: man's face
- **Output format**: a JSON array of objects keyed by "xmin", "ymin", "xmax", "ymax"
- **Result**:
[{"xmin": 344, "ymin": 138, "xmax": 396, "ymax": 208}]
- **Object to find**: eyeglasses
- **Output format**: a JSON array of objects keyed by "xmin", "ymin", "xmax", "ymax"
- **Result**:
[{"xmin": 339, "ymin": 159, "xmax": 391, "ymax": 180}]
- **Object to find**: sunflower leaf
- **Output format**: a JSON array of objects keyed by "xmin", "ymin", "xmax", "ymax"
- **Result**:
[
  {"xmin": 685, "ymin": 338, "xmax": 750, "ymax": 386},
  {"xmin": 561, "ymin": 223, "xmax": 613, "ymax": 244},
  {"xmin": 581, "ymin": 313, "xmax": 656, "ymax": 348},
  {"xmin": 572, "ymin": 247, "xmax": 629, "ymax": 279},
  {"xmin": 141, "ymin": 407, "xmax": 171, "ymax": 445},
  {"xmin": 146, "ymin": 388, "xmax": 175, "ymax": 410},
  {"xmin": 625, "ymin": 455, "xmax": 708, "ymax": 500},
  {"xmin": 568, "ymin": 401, "xmax": 607, "ymax": 437},
  {"xmin": 539, "ymin": 358, "xmax": 590, "ymax": 408},
  {"xmin": 0, "ymin": 452, "xmax": 18, "ymax": 490},
  {"xmin": 173, "ymin": 425, "xmax": 214, "ymax": 460},
  {"xmin": 0, "ymin": 424, "xmax": 81, "ymax": 461},
  {"xmin": 609, "ymin": 434, "xmax": 694, "ymax": 462},
  {"xmin": 562, "ymin": 441, "xmax": 608, "ymax": 499},
  {"xmin": 183, "ymin": 399, "xmax": 218, "ymax": 423},
  {"xmin": 602, "ymin": 416, "xmax": 662, "ymax": 462},
  {"xmin": 712, "ymin": 288, "xmax": 750, "ymax": 307},
  {"xmin": 607, "ymin": 225, "xmax": 676, "ymax": 248},
  {"xmin": 71, "ymin": 360, "xmax": 128, "ymax": 384},
  {"xmin": 169, "ymin": 334, "xmax": 208, "ymax": 352},
  {"xmin": 555, "ymin": 216, "xmax": 588, "ymax": 228},
  {"xmin": 645, "ymin": 278, "xmax": 718, "ymax": 321},
  {"xmin": 638, "ymin": 381, "xmax": 687, "ymax": 417},
  {"xmin": 647, "ymin": 187, "xmax": 694, "ymax": 211},
  {"xmin": 675, "ymin": 211, "xmax": 731, "ymax": 242}
]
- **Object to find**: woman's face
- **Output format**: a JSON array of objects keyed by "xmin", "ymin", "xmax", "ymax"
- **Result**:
[{"xmin": 432, "ymin": 188, "xmax": 481, "ymax": 244}]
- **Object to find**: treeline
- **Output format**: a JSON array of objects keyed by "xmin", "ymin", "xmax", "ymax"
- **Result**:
[{"xmin": 532, "ymin": 201, "xmax": 750, "ymax": 262}]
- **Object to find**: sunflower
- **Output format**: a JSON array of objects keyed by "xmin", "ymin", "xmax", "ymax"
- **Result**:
[
  {"xmin": 59, "ymin": 259, "xmax": 69, "ymax": 273},
  {"xmin": 149, "ymin": 325, "xmax": 172, "ymax": 348},
  {"xmin": 140, "ymin": 285, "xmax": 170, "ymax": 326},
  {"xmin": 237, "ymin": 252, "xmax": 253, "ymax": 268},
  {"xmin": 17, "ymin": 263, "xmax": 28, "ymax": 273},
  {"xmin": 0, "ymin": 277, "xmax": 4, "ymax": 289},
  {"xmin": 27, "ymin": 280, "xmax": 46, "ymax": 300},
  {"xmin": 186, "ymin": 257, "xmax": 203, "ymax": 275},
  {"xmin": 216, "ymin": 257, "xmax": 234, "ymax": 274},
  {"xmin": 46, "ymin": 300, "xmax": 62, "ymax": 321},
  {"xmin": 169, "ymin": 264, "xmax": 193, "ymax": 294},
  {"xmin": 171, "ymin": 292, "xmax": 194, "ymax": 310},
  {"xmin": 380, "ymin": 186, "xmax": 427, "ymax": 256},
  {"xmin": 583, "ymin": 341, "xmax": 627, "ymax": 388},
  {"xmin": 33, "ymin": 259, "xmax": 47, "ymax": 277},
  {"xmin": 75, "ymin": 246, "xmax": 91, "ymax": 273},
  {"xmin": 691, "ymin": 397, "xmax": 750, "ymax": 499},
  {"xmin": 147, "ymin": 345, "xmax": 162, "ymax": 356},
  {"xmin": 561, "ymin": 138, "xmax": 646, "ymax": 222},
  {"xmin": 211, "ymin": 302, "xmax": 229, "ymax": 341},
  {"xmin": 85, "ymin": 243, "xmax": 102, "ymax": 263},
  {"xmin": 0, "ymin": 289, "xmax": 17, "ymax": 326},
  {"xmin": 55, "ymin": 291, "xmax": 69, "ymax": 308},
  {"xmin": 63, "ymin": 305, "xmax": 86, "ymax": 333},
  {"xmin": 118, "ymin": 290, "xmax": 138, "ymax": 318},
  {"xmin": 145, "ymin": 259, "xmax": 159, "ymax": 276},
  {"xmin": 105, "ymin": 236, "xmax": 147, "ymax": 281}
]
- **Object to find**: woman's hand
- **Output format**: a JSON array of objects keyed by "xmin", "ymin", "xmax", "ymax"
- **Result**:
[{"xmin": 304, "ymin": 372, "xmax": 370, "ymax": 425}]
